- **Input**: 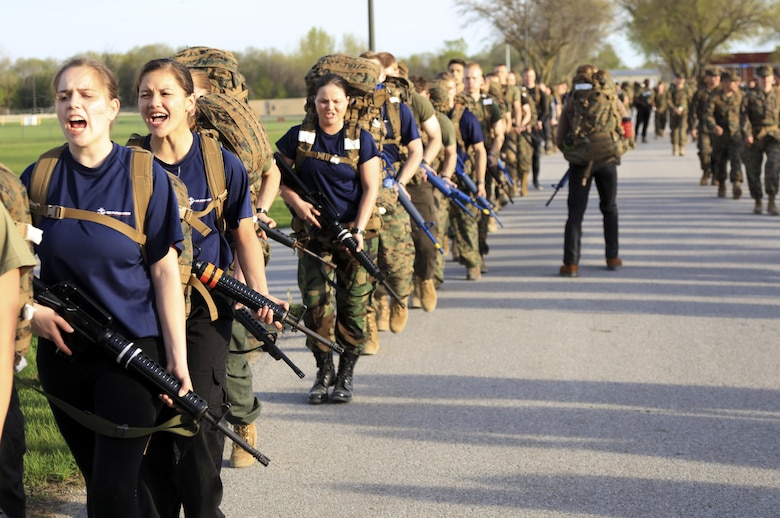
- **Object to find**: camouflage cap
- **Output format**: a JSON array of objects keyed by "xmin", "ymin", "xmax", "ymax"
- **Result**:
[
  {"xmin": 720, "ymin": 69, "xmax": 737, "ymax": 82},
  {"xmin": 756, "ymin": 65, "xmax": 773, "ymax": 78},
  {"xmin": 428, "ymin": 80, "xmax": 450, "ymax": 112},
  {"xmin": 704, "ymin": 66, "xmax": 721, "ymax": 77}
]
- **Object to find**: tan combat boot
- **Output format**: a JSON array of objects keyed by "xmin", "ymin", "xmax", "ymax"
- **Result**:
[
  {"xmin": 753, "ymin": 199, "xmax": 763, "ymax": 215},
  {"xmin": 419, "ymin": 279, "xmax": 437, "ymax": 312},
  {"xmin": 410, "ymin": 277, "xmax": 422, "ymax": 309},
  {"xmin": 375, "ymin": 295, "xmax": 389, "ymax": 331},
  {"xmin": 362, "ymin": 309, "xmax": 380, "ymax": 355},
  {"xmin": 389, "ymin": 299, "xmax": 408, "ymax": 334},
  {"xmin": 230, "ymin": 423, "xmax": 257, "ymax": 468},
  {"xmin": 672, "ymin": 144, "xmax": 679, "ymax": 156},
  {"xmin": 768, "ymin": 194, "xmax": 778, "ymax": 216},
  {"xmin": 520, "ymin": 173, "xmax": 529, "ymax": 197}
]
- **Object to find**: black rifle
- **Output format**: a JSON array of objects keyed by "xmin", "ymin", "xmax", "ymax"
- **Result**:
[
  {"xmin": 420, "ymin": 163, "xmax": 476, "ymax": 217},
  {"xmin": 233, "ymin": 307, "xmax": 305, "ymax": 379},
  {"xmin": 32, "ymin": 277, "xmax": 271, "ymax": 466},
  {"xmin": 274, "ymin": 152, "xmax": 405, "ymax": 307},
  {"xmin": 256, "ymin": 220, "xmax": 336, "ymax": 269},
  {"xmin": 454, "ymin": 156, "xmax": 504, "ymax": 228},
  {"xmin": 191, "ymin": 257, "xmax": 345, "ymax": 354},
  {"xmin": 545, "ymin": 168, "xmax": 570, "ymax": 207},
  {"xmin": 380, "ymin": 153, "xmax": 443, "ymax": 255},
  {"xmin": 487, "ymin": 163, "xmax": 514, "ymax": 205}
]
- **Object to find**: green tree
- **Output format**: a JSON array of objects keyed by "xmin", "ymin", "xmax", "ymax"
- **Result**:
[
  {"xmin": 455, "ymin": 0, "xmax": 616, "ymax": 85},
  {"xmin": 620, "ymin": 0, "xmax": 780, "ymax": 78}
]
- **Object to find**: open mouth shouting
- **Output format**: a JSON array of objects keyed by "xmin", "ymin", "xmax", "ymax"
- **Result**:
[
  {"xmin": 67, "ymin": 115, "xmax": 87, "ymax": 133},
  {"xmin": 148, "ymin": 111, "xmax": 169, "ymax": 128}
]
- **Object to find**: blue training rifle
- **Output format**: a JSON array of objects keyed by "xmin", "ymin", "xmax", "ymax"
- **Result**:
[
  {"xmin": 454, "ymin": 155, "xmax": 504, "ymax": 228},
  {"xmin": 419, "ymin": 162, "xmax": 475, "ymax": 218}
]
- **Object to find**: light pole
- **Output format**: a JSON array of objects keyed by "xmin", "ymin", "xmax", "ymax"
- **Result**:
[{"xmin": 368, "ymin": 0, "xmax": 375, "ymax": 51}]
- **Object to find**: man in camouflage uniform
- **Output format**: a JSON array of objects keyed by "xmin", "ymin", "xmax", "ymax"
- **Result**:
[
  {"xmin": 667, "ymin": 75, "xmax": 690, "ymax": 156},
  {"xmin": 690, "ymin": 67, "xmax": 722, "ymax": 185},
  {"xmin": 653, "ymin": 81, "xmax": 668, "ymax": 139},
  {"xmin": 740, "ymin": 65, "xmax": 780, "ymax": 215},
  {"xmin": 461, "ymin": 62, "xmax": 505, "ymax": 277},
  {"xmin": 523, "ymin": 67, "xmax": 548, "ymax": 190},
  {"xmin": 509, "ymin": 71, "xmax": 536, "ymax": 196},
  {"xmin": 704, "ymin": 69, "xmax": 744, "ymax": 199}
]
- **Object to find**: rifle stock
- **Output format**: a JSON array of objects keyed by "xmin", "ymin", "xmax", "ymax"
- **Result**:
[
  {"xmin": 192, "ymin": 258, "xmax": 345, "ymax": 354},
  {"xmin": 454, "ymin": 156, "xmax": 504, "ymax": 228},
  {"xmin": 256, "ymin": 220, "xmax": 336, "ymax": 269},
  {"xmin": 32, "ymin": 278, "xmax": 271, "ymax": 466},
  {"xmin": 421, "ymin": 164, "xmax": 475, "ymax": 217}
]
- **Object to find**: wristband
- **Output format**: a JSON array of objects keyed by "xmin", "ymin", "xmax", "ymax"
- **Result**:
[
  {"xmin": 256, "ymin": 207, "xmax": 268, "ymax": 215},
  {"xmin": 350, "ymin": 228, "xmax": 366, "ymax": 236}
]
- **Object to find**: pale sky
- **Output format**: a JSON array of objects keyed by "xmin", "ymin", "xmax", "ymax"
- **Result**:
[{"xmin": 1, "ymin": 0, "xmax": 645, "ymax": 67}]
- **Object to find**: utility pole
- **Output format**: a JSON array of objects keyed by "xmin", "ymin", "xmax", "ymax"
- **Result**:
[{"xmin": 368, "ymin": 0, "xmax": 375, "ymax": 51}]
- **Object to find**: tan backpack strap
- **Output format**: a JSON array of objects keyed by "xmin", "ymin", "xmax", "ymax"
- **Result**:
[
  {"xmin": 199, "ymin": 131, "xmax": 228, "ymax": 229},
  {"xmin": 190, "ymin": 275, "xmax": 219, "ymax": 321},
  {"xmin": 129, "ymin": 148, "xmax": 154, "ymax": 250},
  {"xmin": 28, "ymin": 145, "xmax": 68, "ymax": 225}
]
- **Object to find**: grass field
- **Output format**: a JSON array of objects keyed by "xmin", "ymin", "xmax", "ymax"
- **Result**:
[{"xmin": 2, "ymin": 112, "xmax": 296, "ymax": 497}]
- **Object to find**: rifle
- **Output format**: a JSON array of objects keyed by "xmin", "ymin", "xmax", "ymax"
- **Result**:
[
  {"xmin": 233, "ymin": 307, "xmax": 305, "ymax": 379},
  {"xmin": 545, "ymin": 168, "xmax": 570, "ymax": 207},
  {"xmin": 256, "ymin": 219, "xmax": 336, "ymax": 269},
  {"xmin": 380, "ymin": 153, "xmax": 443, "ymax": 255},
  {"xmin": 419, "ymin": 162, "xmax": 476, "ymax": 217},
  {"xmin": 488, "ymin": 161, "xmax": 514, "ymax": 205},
  {"xmin": 496, "ymin": 158, "xmax": 515, "ymax": 187},
  {"xmin": 454, "ymin": 156, "xmax": 504, "ymax": 228},
  {"xmin": 274, "ymin": 152, "xmax": 405, "ymax": 307},
  {"xmin": 32, "ymin": 277, "xmax": 271, "ymax": 466},
  {"xmin": 191, "ymin": 257, "xmax": 345, "ymax": 354}
]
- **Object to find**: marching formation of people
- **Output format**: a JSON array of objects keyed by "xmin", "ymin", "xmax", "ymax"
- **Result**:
[
  {"xmin": 625, "ymin": 64, "xmax": 780, "ymax": 215},
  {"xmin": 1, "ymin": 45, "xmax": 778, "ymax": 517}
]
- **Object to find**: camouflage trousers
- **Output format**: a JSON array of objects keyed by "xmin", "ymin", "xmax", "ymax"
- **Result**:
[
  {"xmin": 433, "ymin": 193, "xmax": 451, "ymax": 287},
  {"xmin": 655, "ymin": 110, "xmax": 668, "ymax": 137},
  {"xmin": 502, "ymin": 132, "xmax": 521, "ymax": 186},
  {"xmin": 711, "ymin": 135, "xmax": 744, "ymax": 185},
  {"xmin": 696, "ymin": 131, "xmax": 713, "ymax": 175},
  {"xmin": 452, "ymin": 173, "xmax": 482, "ymax": 269},
  {"xmin": 374, "ymin": 186, "xmax": 415, "ymax": 300},
  {"xmin": 669, "ymin": 115, "xmax": 688, "ymax": 147},
  {"xmin": 297, "ymin": 231, "xmax": 379, "ymax": 355},
  {"xmin": 743, "ymin": 136, "xmax": 780, "ymax": 200},
  {"xmin": 406, "ymin": 181, "xmax": 440, "ymax": 280}
]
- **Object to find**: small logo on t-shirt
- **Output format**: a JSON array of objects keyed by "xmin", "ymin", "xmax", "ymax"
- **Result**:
[{"xmin": 96, "ymin": 207, "xmax": 132, "ymax": 217}]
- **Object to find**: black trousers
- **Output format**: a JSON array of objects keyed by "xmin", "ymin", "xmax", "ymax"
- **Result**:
[
  {"xmin": 563, "ymin": 161, "xmax": 619, "ymax": 265},
  {"xmin": 141, "ymin": 289, "xmax": 233, "ymax": 518},
  {"xmin": 635, "ymin": 107, "xmax": 651, "ymax": 139},
  {"xmin": 407, "ymin": 181, "xmax": 439, "ymax": 280},
  {"xmin": 0, "ymin": 382, "xmax": 26, "ymax": 518},
  {"xmin": 37, "ymin": 335, "xmax": 165, "ymax": 518}
]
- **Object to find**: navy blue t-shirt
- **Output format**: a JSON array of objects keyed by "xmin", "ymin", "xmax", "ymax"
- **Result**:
[
  {"xmin": 21, "ymin": 143, "xmax": 183, "ymax": 338},
  {"xmin": 381, "ymin": 102, "xmax": 420, "ymax": 167},
  {"xmin": 276, "ymin": 124, "xmax": 379, "ymax": 223},
  {"xmin": 140, "ymin": 132, "xmax": 253, "ymax": 270},
  {"xmin": 452, "ymin": 108, "xmax": 485, "ymax": 164}
]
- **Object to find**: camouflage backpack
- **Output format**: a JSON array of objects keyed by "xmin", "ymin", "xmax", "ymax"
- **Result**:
[
  {"xmin": 194, "ymin": 93, "xmax": 274, "ymax": 206},
  {"xmin": 0, "ymin": 164, "xmax": 37, "ymax": 369},
  {"xmin": 297, "ymin": 54, "xmax": 388, "ymax": 171},
  {"xmin": 172, "ymin": 46, "xmax": 249, "ymax": 102},
  {"xmin": 561, "ymin": 69, "xmax": 627, "ymax": 166}
]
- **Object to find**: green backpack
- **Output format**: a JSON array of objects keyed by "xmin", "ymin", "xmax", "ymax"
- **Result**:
[
  {"xmin": 172, "ymin": 46, "xmax": 249, "ymax": 102},
  {"xmin": 562, "ymin": 69, "xmax": 627, "ymax": 166},
  {"xmin": 0, "ymin": 164, "xmax": 37, "ymax": 369}
]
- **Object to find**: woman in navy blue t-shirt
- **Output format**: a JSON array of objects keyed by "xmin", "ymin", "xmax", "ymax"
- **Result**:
[
  {"xmin": 134, "ymin": 58, "xmax": 284, "ymax": 517},
  {"xmin": 22, "ymin": 57, "xmax": 191, "ymax": 518},
  {"xmin": 277, "ymin": 73, "xmax": 380, "ymax": 405}
]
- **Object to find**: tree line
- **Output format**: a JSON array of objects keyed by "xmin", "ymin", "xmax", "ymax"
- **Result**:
[{"xmin": 2, "ymin": 0, "xmax": 779, "ymax": 113}]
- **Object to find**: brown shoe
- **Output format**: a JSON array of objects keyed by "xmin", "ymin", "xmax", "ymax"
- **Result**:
[
  {"xmin": 559, "ymin": 264, "xmax": 579, "ymax": 277},
  {"xmin": 230, "ymin": 423, "xmax": 257, "ymax": 468},
  {"xmin": 419, "ymin": 279, "xmax": 437, "ymax": 312},
  {"xmin": 733, "ymin": 182, "xmax": 742, "ymax": 200},
  {"xmin": 466, "ymin": 267, "xmax": 481, "ymax": 280},
  {"xmin": 375, "ymin": 296, "xmax": 389, "ymax": 331},
  {"xmin": 717, "ymin": 184, "xmax": 726, "ymax": 198},
  {"xmin": 753, "ymin": 199, "xmax": 763, "ymax": 215},
  {"xmin": 699, "ymin": 175, "xmax": 709, "ymax": 186},
  {"xmin": 768, "ymin": 195, "xmax": 779, "ymax": 216},
  {"xmin": 389, "ymin": 300, "xmax": 408, "ymax": 333},
  {"xmin": 606, "ymin": 258, "xmax": 623, "ymax": 271}
]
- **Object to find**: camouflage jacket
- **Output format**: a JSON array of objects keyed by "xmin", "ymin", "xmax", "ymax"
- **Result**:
[
  {"xmin": 740, "ymin": 87, "xmax": 780, "ymax": 138},
  {"xmin": 704, "ymin": 90, "xmax": 743, "ymax": 138},
  {"xmin": 689, "ymin": 86, "xmax": 718, "ymax": 132}
]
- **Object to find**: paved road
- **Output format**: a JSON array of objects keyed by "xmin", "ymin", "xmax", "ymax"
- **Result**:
[{"xmin": 43, "ymin": 136, "xmax": 780, "ymax": 517}]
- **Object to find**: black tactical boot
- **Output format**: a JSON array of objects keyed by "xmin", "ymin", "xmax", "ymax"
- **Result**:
[
  {"xmin": 308, "ymin": 350, "xmax": 335, "ymax": 404},
  {"xmin": 330, "ymin": 351, "xmax": 359, "ymax": 403}
]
